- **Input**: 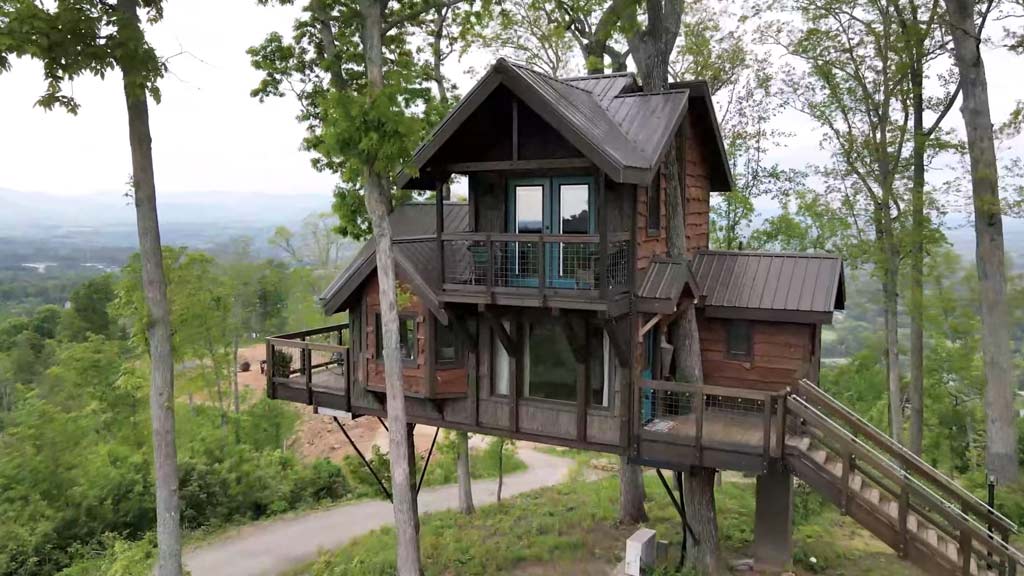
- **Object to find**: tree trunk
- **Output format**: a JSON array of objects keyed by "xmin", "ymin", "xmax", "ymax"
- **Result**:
[
  {"xmin": 116, "ymin": 3, "xmax": 181, "ymax": 574},
  {"xmin": 233, "ymin": 335, "xmax": 241, "ymax": 415},
  {"xmin": 881, "ymin": 214, "xmax": 904, "ymax": 446},
  {"xmin": 618, "ymin": 454, "xmax": 648, "ymax": 524},
  {"xmin": 497, "ymin": 438, "xmax": 504, "ymax": 503},
  {"xmin": 359, "ymin": 1, "xmax": 423, "ymax": 572},
  {"xmin": 944, "ymin": 0, "xmax": 1018, "ymax": 483},
  {"xmin": 684, "ymin": 466, "xmax": 725, "ymax": 574},
  {"xmin": 908, "ymin": 59, "xmax": 925, "ymax": 456},
  {"xmin": 456, "ymin": 431, "xmax": 475, "ymax": 514}
]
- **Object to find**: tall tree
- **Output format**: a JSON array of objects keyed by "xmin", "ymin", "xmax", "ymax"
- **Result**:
[
  {"xmin": 777, "ymin": 0, "xmax": 912, "ymax": 446},
  {"xmin": 943, "ymin": 0, "xmax": 1018, "ymax": 483},
  {"xmin": 251, "ymin": 0, "xmax": 476, "ymax": 570},
  {"xmin": 622, "ymin": 1, "xmax": 724, "ymax": 571},
  {"xmin": 0, "ymin": 2, "xmax": 182, "ymax": 574}
]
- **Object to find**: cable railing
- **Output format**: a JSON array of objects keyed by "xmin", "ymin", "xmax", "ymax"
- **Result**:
[{"xmin": 266, "ymin": 323, "xmax": 350, "ymax": 405}]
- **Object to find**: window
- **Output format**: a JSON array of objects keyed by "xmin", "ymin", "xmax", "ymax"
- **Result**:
[
  {"xmin": 492, "ymin": 321, "xmax": 511, "ymax": 397},
  {"xmin": 646, "ymin": 178, "xmax": 661, "ymax": 234},
  {"xmin": 435, "ymin": 318, "xmax": 460, "ymax": 366},
  {"xmin": 726, "ymin": 320, "xmax": 752, "ymax": 361},
  {"xmin": 375, "ymin": 313, "xmax": 417, "ymax": 364},
  {"xmin": 524, "ymin": 319, "xmax": 576, "ymax": 402},
  {"xmin": 588, "ymin": 327, "xmax": 610, "ymax": 408}
]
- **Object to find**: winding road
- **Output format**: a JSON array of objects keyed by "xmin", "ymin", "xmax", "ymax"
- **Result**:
[{"xmin": 183, "ymin": 447, "xmax": 573, "ymax": 576}]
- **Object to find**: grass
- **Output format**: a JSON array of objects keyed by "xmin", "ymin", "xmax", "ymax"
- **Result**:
[{"xmin": 302, "ymin": 471, "xmax": 920, "ymax": 576}]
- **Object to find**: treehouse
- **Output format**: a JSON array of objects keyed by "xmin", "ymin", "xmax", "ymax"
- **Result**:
[{"xmin": 265, "ymin": 59, "xmax": 1024, "ymax": 575}]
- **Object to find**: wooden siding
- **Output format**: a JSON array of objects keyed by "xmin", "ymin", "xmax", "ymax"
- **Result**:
[
  {"xmin": 364, "ymin": 275, "xmax": 430, "ymax": 396},
  {"xmin": 698, "ymin": 315, "xmax": 814, "ymax": 392},
  {"xmin": 635, "ymin": 172, "xmax": 668, "ymax": 271},
  {"xmin": 683, "ymin": 114, "xmax": 711, "ymax": 256}
]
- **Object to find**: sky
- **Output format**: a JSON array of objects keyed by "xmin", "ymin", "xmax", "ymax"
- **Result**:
[{"xmin": 0, "ymin": 0, "xmax": 1020, "ymax": 208}]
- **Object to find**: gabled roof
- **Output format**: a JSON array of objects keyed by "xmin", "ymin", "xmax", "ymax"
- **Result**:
[
  {"xmin": 319, "ymin": 203, "xmax": 470, "ymax": 317},
  {"xmin": 399, "ymin": 59, "xmax": 694, "ymax": 188},
  {"xmin": 636, "ymin": 257, "xmax": 699, "ymax": 314},
  {"xmin": 692, "ymin": 250, "xmax": 845, "ymax": 324}
]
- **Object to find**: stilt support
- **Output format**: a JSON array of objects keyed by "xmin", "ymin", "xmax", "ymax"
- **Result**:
[
  {"xmin": 753, "ymin": 461, "xmax": 794, "ymax": 572},
  {"xmin": 333, "ymin": 416, "xmax": 392, "ymax": 502},
  {"xmin": 416, "ymin": 426, "xmax": 440, "ymax": 495},
  {"xmin": 655, "ymin": 468, "xmax": 699, "ymax": 566}
]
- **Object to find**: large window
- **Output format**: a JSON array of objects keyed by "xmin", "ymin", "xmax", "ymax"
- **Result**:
[
  {"xmin": 435, "ymin": 318, "xmax": 460, "ymax": 367},
  {"xmin": 726, "ymin": 320, "xmax": 752, "ymax": 361},
  {"xmin": 524, "ymin": 319, "xmax": 577, "ymax": 402},
  {"xmin": 375, "ymin": 313, "xmax": 417, "ymax": 365}
]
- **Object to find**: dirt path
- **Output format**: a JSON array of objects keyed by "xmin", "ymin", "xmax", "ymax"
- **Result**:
[{"xmin": 183, "ymin": 447, "xmax": 573, "ymax": 576}]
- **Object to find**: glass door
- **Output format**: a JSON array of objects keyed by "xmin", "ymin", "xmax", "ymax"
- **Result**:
[
  {"xmin": 507, "ymin": 179, "xmax": 547, "ymax": 287},
  {"xmin": 551, "ymin": 177, "xmax": 595, "ymax": 289}
]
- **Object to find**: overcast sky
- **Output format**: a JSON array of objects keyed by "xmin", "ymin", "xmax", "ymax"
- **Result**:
[{"xmin": 0, "ymin": 0, "xmax": 1020, "ymax": 205}]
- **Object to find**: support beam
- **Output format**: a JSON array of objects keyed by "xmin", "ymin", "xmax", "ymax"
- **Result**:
[
  {"xmin": 416, "ymin": 426, "xmax": 440, "ymax": 495},
  {"xmin": 333, "ymin": 417, "xmax": 391, "ymax": 502},
  {"xmin": 482, "ymin": 306, "xmax": 517, "ymax": 356},
  {"xmin": 444, "ymin": 158, "xmax": 592, "ymax": 173},
  {"xmin": 752, "ymin": 462, "xmax": 794, "ymax": 572},
  {"xmin": 639, "ymin": 314, "xmax": 663, "ymax": 339}
]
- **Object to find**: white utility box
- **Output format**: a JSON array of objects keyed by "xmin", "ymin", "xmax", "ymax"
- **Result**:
[{"xmin": 624, "ymin": 528, "xmax": 657, "ymax": 576}]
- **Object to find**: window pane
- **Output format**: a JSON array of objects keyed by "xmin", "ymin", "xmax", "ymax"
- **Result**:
[
  {"xmin": 493, "ymin": 321, "xmax": 511, "ymax": 396},
  {"xmin": 436, "ymin": 320, "xmax": 457, "ymax": 364},
  {"xmin": 400, "ymin": 317, "xmax": 416, "ymax": 360},
  {"xmin": 559, "ymin": 184, "xmax": 590, "ymax": 234},
  {"xmin": 526, "ymin": 320, "xmax": 576, "ymax": 402},
  {"xmin": 727, "ymin": 320, "xmax": 751, "ymax": 358},
  {"xmin": 516, "ymin": 185, "xmax": 543, "ymax": 234}
]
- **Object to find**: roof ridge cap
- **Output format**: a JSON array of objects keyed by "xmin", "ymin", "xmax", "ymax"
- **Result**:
[
  {"xmin": 560, "ymin": 71, "xmax": 636, "ymax": 81},
  {"xmin": 697, "ymin": 249, "xmax": 841, "ymax": 259},
  {"xmin": 615, "ymin": 88, "xmax": 691, "ymax": 98},
  {"xmin": 503, "ymin": 59, "xmax": 593, "ymax": 95}
]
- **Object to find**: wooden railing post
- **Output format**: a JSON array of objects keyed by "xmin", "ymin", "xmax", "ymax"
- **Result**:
[
  {"xmin": 266, "ymin": 341, "xmax": 275, "ymax": 399},
  {"xmin": 898, "ymin": 480, "xmax": 910, "ymax": 558},
  {"xmin": 537, "ymin": 238, "xmax": 546, "ymax": 298},
  {"xmin": 960, "ymin": 528, "xmax": 972, "ymax": 575},
  {"xmin": 761, "ymin": 394, "xmax": 772, "ymax": 465},
  {"xmin": 775, "ymin": 393, "xmax": 788, "ymax": 458},
  {"xmin": 841, "ymin": 451, "xmax": 854, "ymax": 514},
  {"xmin": 304, "ymin": 346, "xmax": 314, "ymax": 405}
]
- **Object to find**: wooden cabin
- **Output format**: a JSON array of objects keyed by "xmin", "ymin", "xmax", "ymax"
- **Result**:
[
  {"xmin": 268, "ymin": 58, "xmax": 845, "ymax": 467},
  {"xmin": 264, "ymin": 60, "xmax": 1024, "ymax": 576}
]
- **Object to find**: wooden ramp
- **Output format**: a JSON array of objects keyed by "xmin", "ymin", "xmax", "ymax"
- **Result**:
[{"xmin": 785, "ymin": 381, "xmax": 1024, "ymax": 576}]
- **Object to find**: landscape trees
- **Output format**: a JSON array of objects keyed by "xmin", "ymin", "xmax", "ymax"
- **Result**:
[
  {"xmin": 0, "ymin": 1, "xmax": 182, "ymax": 573},
  {"xmin": 942, "ymin": 0, "xmax": 1018, "ymax": 483}
]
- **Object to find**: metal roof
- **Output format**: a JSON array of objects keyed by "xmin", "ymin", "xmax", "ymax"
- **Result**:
[
  {"xmin": 399, "ymin": 59, "xmax": 696, "ymax": 188},
  {"xmin": 692, "ymin": 250, "xmax": 845, "ymax": 323},
  {"xmin": 319, "ymin": 203, "xmax": 470, "ymax": 316},
  {"xmin": 635, "ymin": 257, "xmax": 698, "ymax": 313}
]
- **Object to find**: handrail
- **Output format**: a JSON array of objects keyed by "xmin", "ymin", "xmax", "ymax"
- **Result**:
[
  {"xmin": 789, "ymin": 394, "xmax": 1024, "ymax": 570},
  {"xmin": 794, "ymin": 379, "xmax": 1017, "ymax": 536},
  {"xmin": 270, "ymin": 322, "xmax": 350, "ymax": 341}
]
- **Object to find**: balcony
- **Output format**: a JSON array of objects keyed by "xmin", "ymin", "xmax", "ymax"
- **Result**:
[
  {"xmin": 440, "ymin": 232, "xmax": 632, "ymax": 309},
  {"xmin": 266, "ymin": 323, "xmax": 350, "ymax": 411}
]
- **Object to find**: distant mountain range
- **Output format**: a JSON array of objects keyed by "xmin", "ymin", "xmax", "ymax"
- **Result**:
[{"xmin": 0, "ymin": 187, "xmax": 333, "ymax": 235}]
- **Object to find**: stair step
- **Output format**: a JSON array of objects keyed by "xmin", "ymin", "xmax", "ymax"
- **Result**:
[
  {"xmin": 884, "ymin": 499, "xmax": 898, "ymax": 518},
  {"xmin": 863, "ymin": 486, "xmax": 881, "ymax": 504},
  {"xmin": 849, "ymin": 473, "xmax": 863, "ymax": 492},
  {"xmin": 809, "ymin": 448, "xmax": 828, "ymax": 465},
  {"xmin": 907, "ymin": 514, "xmax": 918, "ymax": 532},
  {"xmin": 924, "ymin": 528, "xmax": 939, "ymax": 547},
  {"xmin": 788, "ymin": 435, "xmax": 812, "ymax": 452}
]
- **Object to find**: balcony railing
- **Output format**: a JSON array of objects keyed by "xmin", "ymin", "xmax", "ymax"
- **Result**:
[
  {"xmin": 441, "ymin": 232, "xmax": 631, "ymax": 298},
  {"xmin": 266, "ymin": 323, "xmax": 350, "ymax": 406}
]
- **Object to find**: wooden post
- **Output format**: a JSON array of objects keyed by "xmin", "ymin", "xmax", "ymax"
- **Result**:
[
  {"xmin": 486, "ymin": 234, "xmax": 495, "ymax": 290},
  {"xmin": 897, "ymin": 481, "xmax": 910, "ymax": 557},
  {"xmin": 511, "ymin": 320, "xmax": 520, "ymax": 433},
  {"xmin": 598, "ymin": 170, "xmax": 608, "ymax": 299},
  {"xmin": 304, "ymin": 346, "xmax": 314, "ymax": 406},
  {"xmin": 577, "ymin": 317, "xmax": 588, "ymax": 443},
  {"xmin": 840, "ymin": 450, "xmax": 853, "ymax": 514},
  {"xmin": 266, "ymin": 341, "xmax": 275, "ymax": 399},
  {"xmin": 959, "ymin": 528, "xmax": 972, "ymax": 575},
  {"xmin": 761, "ymin": 394, "xmax": 772, "ymax": 466},
  {"xmin": 426, "ymin": 315, "xmax": 437, "ymax": 399},
  {"xmin": 437, "ymin": 180, "xmax": 445, "ymax": 288},
  {"xmin": 537, "ymin": 237, "xmax": 546, "ymax": 301},
  {"xmin": 775, "ymin": 393, "xmax": 788, "ymax": 458}
]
